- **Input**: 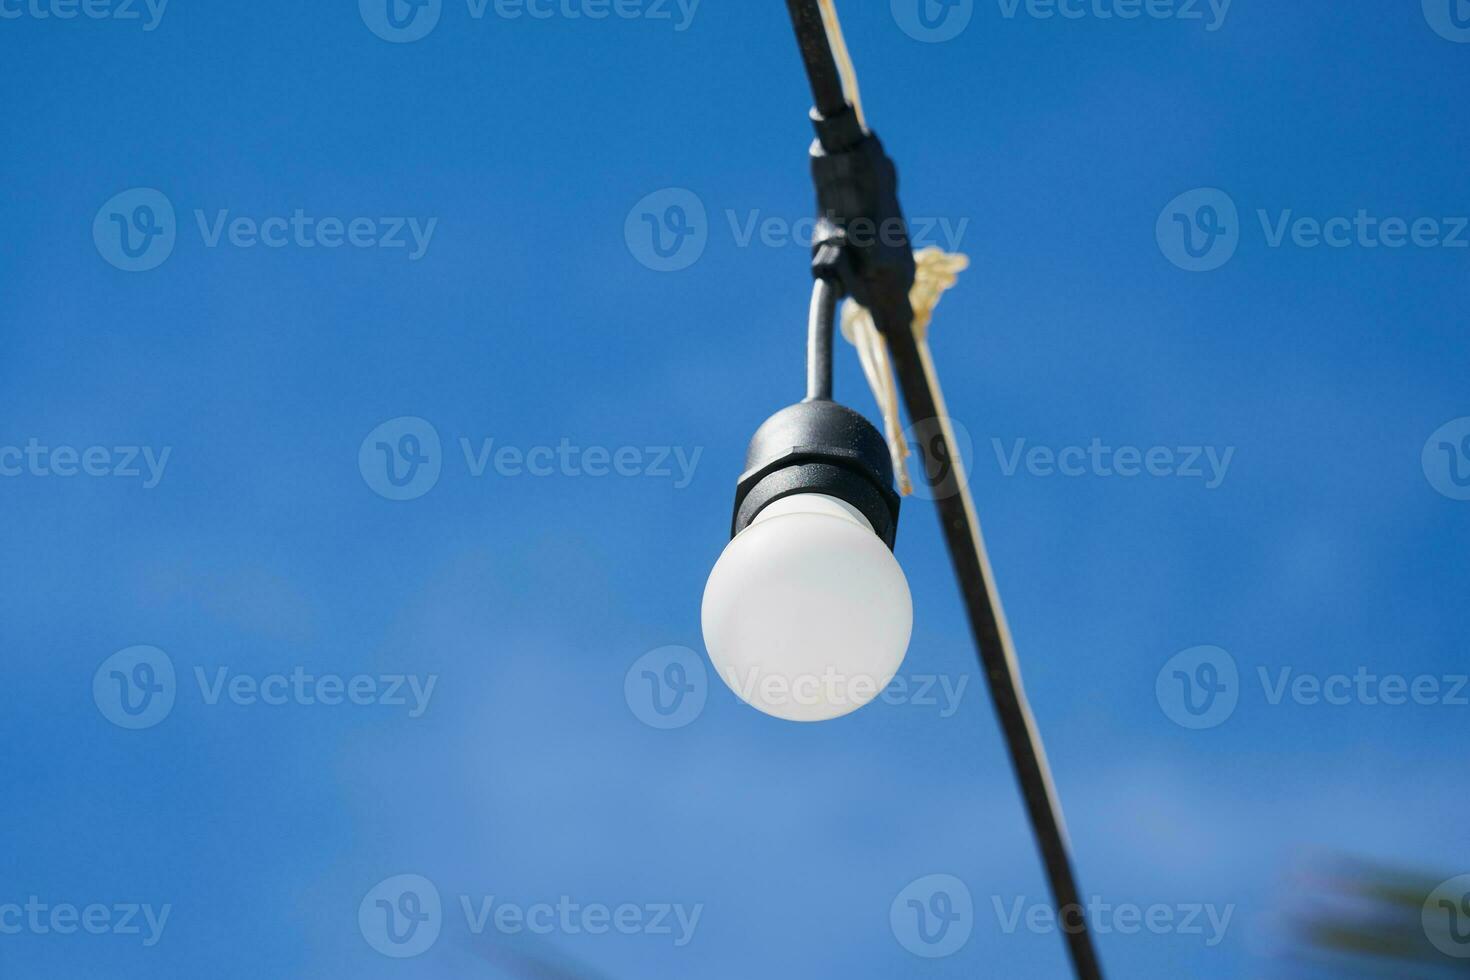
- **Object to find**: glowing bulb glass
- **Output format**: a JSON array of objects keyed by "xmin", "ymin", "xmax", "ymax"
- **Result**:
[{"xmin": 701, "ymin": 493, "xmax": 913, "ymax": 722}]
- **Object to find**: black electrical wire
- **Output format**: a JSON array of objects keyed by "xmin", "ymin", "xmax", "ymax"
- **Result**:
[
  {"xmin": 806, "ymin": 278, "xmax": 837, "ymax": 401},
  {"xmin": 783, "ymin": 0, "xmax": 849, "ymax": 119}
]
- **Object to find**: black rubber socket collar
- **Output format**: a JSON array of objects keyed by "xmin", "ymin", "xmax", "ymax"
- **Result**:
[{"xmin": 730, "ymin": 399, "xmax": 901, "ymax": 550}]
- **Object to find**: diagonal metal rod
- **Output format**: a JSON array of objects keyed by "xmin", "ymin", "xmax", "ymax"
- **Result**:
[
  {"xmin": 777, "ymin": 2, "xmax": 1105, "ymax": 976},
  {"xmin": 783, "ymin": 0, "xmax": 849, "ymax": 119},
  {"xmin": 876, "ymin": 307, "xmax": 1105, "ymax": 980}
]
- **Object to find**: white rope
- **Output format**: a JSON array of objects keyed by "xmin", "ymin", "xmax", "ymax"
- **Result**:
[
  {"xmin": 841, "ymin": 248, "xmax": 970, "ymax": 495},
  {"xmin": 816, "ymin": 0, "xmax": 867, "ymax": 131},
  {"xmin": 814, "ymin": 1, "xmax": 970, "ymax": 496}
]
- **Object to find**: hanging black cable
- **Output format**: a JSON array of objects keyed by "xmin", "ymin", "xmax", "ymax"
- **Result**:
[
  {"xmin": 806, "ymin": 278, "xmax": 837, "ymax": 401},
  {"xmin": 781, "ymin": 4, "xmax": 1105, "ymax": 977}
]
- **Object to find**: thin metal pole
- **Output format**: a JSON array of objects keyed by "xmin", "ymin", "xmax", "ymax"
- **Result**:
[
  {"xmin": 782, "ymin": 0, "xmax": 848, "ymax": 119},
  {"xmin": 775, "ymin": 4, "xmax": 1105, "ymax": 975},
  {"xmin": 875, "ymin": 305, "xmax": 1105, "ymax": 980}
]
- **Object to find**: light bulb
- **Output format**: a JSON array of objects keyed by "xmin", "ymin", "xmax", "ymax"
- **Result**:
[{"xmin": 702, "ymin": 492, "xmax": 913, "ymax": 722}]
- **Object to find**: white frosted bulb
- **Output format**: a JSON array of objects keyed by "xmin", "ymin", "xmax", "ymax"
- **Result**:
[{"xmin": 701, "ymin": 493, "xmax": 913, "ymax": 722}]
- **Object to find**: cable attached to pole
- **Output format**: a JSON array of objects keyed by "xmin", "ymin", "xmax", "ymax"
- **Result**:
[
  {"xmin": 783, "ymin": 0, "xmax": 848, "ymax": 120},
  {"xmin": 781, "ymin": 4, "xmax": 1105, "ymax": 978}
]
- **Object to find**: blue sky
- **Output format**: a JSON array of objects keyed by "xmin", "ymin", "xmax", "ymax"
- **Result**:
[{"xmin": 2, "ymin": 1, "xmax": 1469, "ymax": 977}]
